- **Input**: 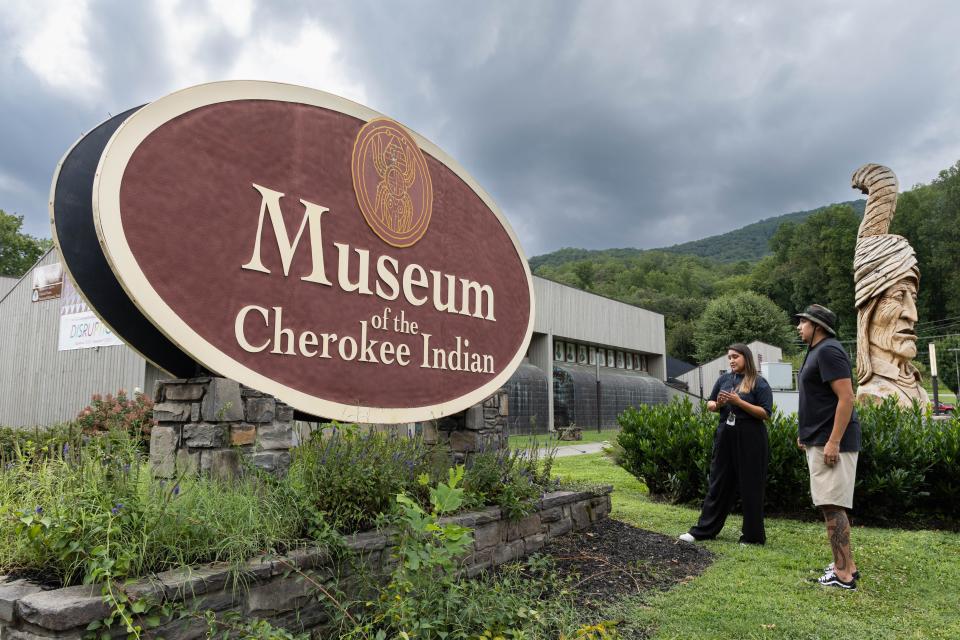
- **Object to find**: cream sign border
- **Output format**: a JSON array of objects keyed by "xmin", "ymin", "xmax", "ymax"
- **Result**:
[{"xmin": 92, "ymin": 80, "xmax": 535, "ymax": 424}]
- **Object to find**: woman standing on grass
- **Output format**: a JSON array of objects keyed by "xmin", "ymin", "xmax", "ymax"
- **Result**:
[{"xmin": 679, "ymin": 343, "xmax": 773, "ymax": 545}]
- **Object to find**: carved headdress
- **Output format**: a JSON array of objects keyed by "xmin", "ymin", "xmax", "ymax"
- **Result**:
[{"xmin": 851, "ymin": 163, "xmax": 920, "ymax": 385}]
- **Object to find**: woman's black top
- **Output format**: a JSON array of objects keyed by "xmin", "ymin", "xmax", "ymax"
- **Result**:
[{"xmin": 708, "ymin": 372, "xmax": 774, "ymax": 427}]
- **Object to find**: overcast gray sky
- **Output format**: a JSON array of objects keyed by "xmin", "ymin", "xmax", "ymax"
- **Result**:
[{"xmin": 3, "ymin": 0, "xmax": 959, "ymax": 257}]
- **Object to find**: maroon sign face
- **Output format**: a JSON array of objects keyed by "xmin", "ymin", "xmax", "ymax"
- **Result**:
[{"xmin": 93, "ymin": 82, "xmax": 534, "ymax": 423}]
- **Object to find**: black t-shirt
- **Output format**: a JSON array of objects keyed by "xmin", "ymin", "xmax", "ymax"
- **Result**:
[
  {"xmin": 708, "ymin": 372, "xmax": 773, "ymax": 428},
  {"xmin": 797, "ymin": 337, "xmax": 861, "ymax": 452}
]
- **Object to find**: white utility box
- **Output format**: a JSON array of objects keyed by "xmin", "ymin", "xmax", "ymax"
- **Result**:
[{"xmin": 761, "ymin": 362, "xmax": 794, "ymax": 390}]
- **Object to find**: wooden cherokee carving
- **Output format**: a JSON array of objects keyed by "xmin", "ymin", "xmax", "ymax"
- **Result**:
[{"xmin": 851, "ymin": 163, "xmax": 928, "ymax": 408}]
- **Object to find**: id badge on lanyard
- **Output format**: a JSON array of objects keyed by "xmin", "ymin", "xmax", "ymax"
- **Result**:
[{"xmin": 723, "ymin": 378, "xmax": 739, "ymax": 426}]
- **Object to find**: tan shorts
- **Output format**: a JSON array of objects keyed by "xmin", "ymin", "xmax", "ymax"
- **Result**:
[{"xmin": 806, "ymin": 446, "xmax": 858, "ymax": 509}]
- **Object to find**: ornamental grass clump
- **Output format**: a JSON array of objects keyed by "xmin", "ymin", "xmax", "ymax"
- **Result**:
[
  {"xmin": 0, "ymin": 426, "xmax": 304, "ymax": 588},
  {"xmin": 0, "ymin": 423, "xmax": 78, "ymax": 466}
]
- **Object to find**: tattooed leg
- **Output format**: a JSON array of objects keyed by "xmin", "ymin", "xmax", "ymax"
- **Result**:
[{"xmin": 822, "ymin": 507, "xmax": 856, "ymax": 580}]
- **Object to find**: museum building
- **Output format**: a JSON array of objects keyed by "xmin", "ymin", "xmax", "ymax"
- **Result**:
[{"xmin": 0, "ymin": 249, "xmax": 673, "ymax": 432}]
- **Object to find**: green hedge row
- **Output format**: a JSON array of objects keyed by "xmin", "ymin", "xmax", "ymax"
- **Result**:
[{"xmin": 615, "ymin": 396, "xmax": 960, "ymax": 521}]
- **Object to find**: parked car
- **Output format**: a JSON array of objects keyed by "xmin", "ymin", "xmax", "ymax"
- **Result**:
[{"xmin": 935, "ymin": 401, "xmax": 954, "ymax": 414}]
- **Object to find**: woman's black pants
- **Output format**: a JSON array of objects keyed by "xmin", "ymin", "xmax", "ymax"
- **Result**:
[{"xmin": 689, "ymin": 420, "xmax": 769, "ymax": 544}]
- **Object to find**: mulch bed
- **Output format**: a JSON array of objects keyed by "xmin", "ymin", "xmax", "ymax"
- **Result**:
[{"xmin": 530, "ymin": 518, "xmax": 714, "ymax": 637}]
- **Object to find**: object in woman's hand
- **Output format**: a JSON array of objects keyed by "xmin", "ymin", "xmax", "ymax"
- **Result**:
[{"xmin": 719, "ymin": 385, "xmax": 734, "ymax": 404}]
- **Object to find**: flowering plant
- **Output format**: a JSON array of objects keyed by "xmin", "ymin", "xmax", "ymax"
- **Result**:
[{"xmin": 75, "ymin": 388, "xmax": 155, "ymax": 444}]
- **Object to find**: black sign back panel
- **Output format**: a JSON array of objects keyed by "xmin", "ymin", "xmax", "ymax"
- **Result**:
[{"xmin": 52, "ymin": 107, "xmax": 199, "ymax": 378}]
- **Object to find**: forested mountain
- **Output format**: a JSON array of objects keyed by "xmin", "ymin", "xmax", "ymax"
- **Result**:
[
  {"xmin": 661, "ymin": 199, "xmax": 865, "ymax": 262},
  {"xmin": 529, "ymin": 162, "xmax": 960, "ymax": 365},
  {"xmin": 529, "ymin": 200, "xmax": 865, "ymax": 271}
]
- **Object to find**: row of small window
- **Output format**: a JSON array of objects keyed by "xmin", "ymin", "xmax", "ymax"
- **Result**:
[{"xmin": 554, "ymin": 340, "xmax": 648, "ymax": 371}]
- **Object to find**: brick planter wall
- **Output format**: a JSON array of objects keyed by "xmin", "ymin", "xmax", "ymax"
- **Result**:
[{"xmin": 0, "ymin": 489, "xmax": 612, "ymax": 638}]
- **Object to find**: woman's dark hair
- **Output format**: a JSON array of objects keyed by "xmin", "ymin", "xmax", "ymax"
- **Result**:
[{"xmin": 728, "ymin": 343, "xmax": 757, "ymax": 393}]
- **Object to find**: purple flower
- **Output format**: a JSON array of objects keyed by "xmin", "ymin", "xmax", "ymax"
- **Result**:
[
  {"xmin": 111, "ymin": 503, "xmax": 123, "ymax": 515},
  {"xmin": 35, "ymin": 506, "xmax": 43, "ymax": 514},
  {"xmin": 173, "ymin": 484, "xmax": 180, "ymax": 496},
  {"xmin": 62, "ymin": 443, "xmax": 70, "ymax": 456}
]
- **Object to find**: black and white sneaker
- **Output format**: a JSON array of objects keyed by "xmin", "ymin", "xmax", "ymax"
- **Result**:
[
  {"xmin": 824, "ymin": 562, "xmax": 861, "ymax": 580},
  {"xmin": 817, "ymin": 572, "xmax": 857, "ymax": 590}
]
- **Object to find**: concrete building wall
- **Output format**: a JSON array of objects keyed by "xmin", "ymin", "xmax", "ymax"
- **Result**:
[
  {"xmin": 0, "ymin": 251, "xmax": 151, "ymax": 427},
  {"xmin": 677, "ymin": 341, "xmax": 784, "ymax": 399},
  {"xmin": 532, "ymin": 277, "xmax": 666, "ymax": 380}
]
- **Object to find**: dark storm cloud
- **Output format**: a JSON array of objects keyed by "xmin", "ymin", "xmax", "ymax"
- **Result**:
[
  {"xmin": 268, "ymin": 0, "xmax": 960, "ymax": 254},
  {"xmin": 3, "ymin": 0, "xmax": 960, "ymax": 256}
]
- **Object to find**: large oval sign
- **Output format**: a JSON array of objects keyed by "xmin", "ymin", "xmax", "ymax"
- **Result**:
[{"xmin": 89, "ymin": 81, "xmax": 533, "ymax": 423}]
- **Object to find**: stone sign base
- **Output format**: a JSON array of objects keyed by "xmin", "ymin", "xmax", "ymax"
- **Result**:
[
  {"xmin": 423, "ymin": 390, "xmax": 508, "ymax": 463},
  {"xmin": 150, "ymin": 377, "xmax": 300, "ymax": 480},
  {"xmin": 150, "ymin": 378, "xmax": 510, "ymax": 478}
]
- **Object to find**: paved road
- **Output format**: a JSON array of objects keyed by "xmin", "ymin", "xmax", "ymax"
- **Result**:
[{"xmin": 548, "ymin": 441, "xmax": 609, "ymax": 457}]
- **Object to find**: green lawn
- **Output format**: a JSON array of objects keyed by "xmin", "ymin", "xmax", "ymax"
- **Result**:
[
  {"xmin": 508, "ymin": 428, "xmax": 620, "ymax": 449},
  {"xmin": 552, "ymin": 453, "xmax": 960, "ymax": 640},
  {"xmin": 922, "ymin": 386, "xmax": 957, "ymax": 405}
]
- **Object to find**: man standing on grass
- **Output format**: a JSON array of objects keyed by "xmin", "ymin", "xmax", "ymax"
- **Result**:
[{"xmin": 795, "ymin": 304, "xmax": 860, "ymax": 591}]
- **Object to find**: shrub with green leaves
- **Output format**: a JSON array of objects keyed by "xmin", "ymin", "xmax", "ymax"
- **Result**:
[
  {"xmin": 763, "ymin": 410, "xmax": 811, "ymax": 512},
  {"xmin": 853, "ymin": 399, "xmax": 930, "ymax": 516},
  {"xmin": 616, "ymin": 396, "xmax": 960, "ymax": 521},
  {"xmin": 922, "ymin": 416, "xmax": 960, "ymax": 512},
  {"xmin": 616, "ymin": 397, "xmax": 714, "ymax": 503}
]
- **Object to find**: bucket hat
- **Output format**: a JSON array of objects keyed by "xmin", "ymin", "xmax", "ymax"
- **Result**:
[{"xmin": 794, "ymin": 304, "xmax": 837, "ymax": 336}]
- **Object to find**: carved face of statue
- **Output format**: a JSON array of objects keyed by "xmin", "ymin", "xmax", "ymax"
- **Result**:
[{"xmin": 869, "ymin": 278, "xmax": 919, "ymax": 363}]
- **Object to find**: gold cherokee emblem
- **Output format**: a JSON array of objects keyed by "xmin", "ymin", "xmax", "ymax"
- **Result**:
[{"xmin": 352, "ymin": 118, "xmax": 433, "ymax": 247}]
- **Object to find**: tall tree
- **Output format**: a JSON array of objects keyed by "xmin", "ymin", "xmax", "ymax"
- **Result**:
[
  {"xmin": 666, "ymin": 319, "xmax": 697, "ymax": 363},
  {"xmin": 0, "ymin": 210, "xmax": 51, "ymax": 277},
  {"xmin": 751, "ymin": 205, "xmax": 858, "ymax": 336},
  {"xmin": 693, "ymin": 291, "xmax": 795, "ymax": 362},
  {"xmin": 893, "ymin": 162, "xmax": 960, "ymax": 324}
]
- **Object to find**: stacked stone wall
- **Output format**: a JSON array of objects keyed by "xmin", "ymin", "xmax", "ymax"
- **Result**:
[{"xmin": 0, "ymin": 489, "xmax": 611, "ymax": 637}]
